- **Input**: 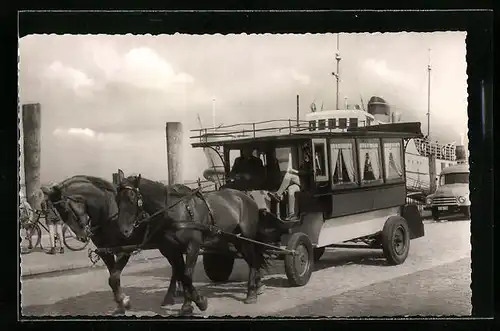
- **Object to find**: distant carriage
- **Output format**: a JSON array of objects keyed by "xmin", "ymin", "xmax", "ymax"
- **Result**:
[{"xmin": 190, "ymin": 120, "xmax": 426, "ymax": 286}]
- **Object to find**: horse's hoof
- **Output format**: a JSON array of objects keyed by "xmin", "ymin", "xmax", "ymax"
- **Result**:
[
  {"xmin": 195, "ymin": 296, "xmax": 208, "ymax": 311},
  {"xmin": 257, "ymin": 285, "xmax": 265, "ymax": 295},
  {"xmin": 122, "ymin": 295, "xmax": 131, "ymax": 310},
  {"xmin": 161, "ymin": 296, "xmax": 175, "ymax": 307},
  {"xmin": 244, "ymin": 296, "xmax": 258, "ymax": 304},
  {"xmin": 180, "ymin": 304, "xmax": 194, "ymax": 316}
]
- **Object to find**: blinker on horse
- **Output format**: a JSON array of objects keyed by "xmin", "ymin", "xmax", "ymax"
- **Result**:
[
  {"xmin": 115, "ymin": 169, "xmax": 272, "ymax": 315},
  {"xmin": 41, "ymin": 175, "xmax": 183, "ymax": 315}
]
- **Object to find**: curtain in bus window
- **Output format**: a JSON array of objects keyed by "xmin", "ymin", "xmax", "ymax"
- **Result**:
[
  {"xmin": 359, "ymin": 141, "xmax": 381, "ymax": 182},
  {"xmin": 383, "ymin": 141, "xmax": 403, "ymax": 179},
  {"xmin": 329, "ymin": 144, "xmax": 340, "ymax": 182},
  {"xmin": 341, "ymin": 147, "xmax": 356, "ymax": 182}
]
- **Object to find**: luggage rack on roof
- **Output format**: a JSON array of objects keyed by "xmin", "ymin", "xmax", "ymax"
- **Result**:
[{"xmin": 189, "ymin": 119, "xmax": 312, "ymax": 143}]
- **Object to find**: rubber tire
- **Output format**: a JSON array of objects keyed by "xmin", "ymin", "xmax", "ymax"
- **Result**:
[
  {"xmin": 432, "ymin": 210, "xmax": 441, "ymax": 221},
  {"xmin": 62, "ymin": 225, "xmax": 90, "ymax": 251},
  {"xmin": 21, "ymin": 223, "xmax": 41, "ymax": 254},
  {"xmin": 203, "ymin": 253, "xmax": 235, "ymax": 282},
  {"xmin": 313, "ymin": 247, "xmax": 325, "ymax": 262},
  {"xmin": 464, "ymin": 207, "xmax": 471, "ymax": 220},
  {"xmin": 381, "ymin": 217, "xmax": 410, "ymax": 265},
  {"xmin": 284, "ymin": 232, "xmax": 314, "ymax": 287}
]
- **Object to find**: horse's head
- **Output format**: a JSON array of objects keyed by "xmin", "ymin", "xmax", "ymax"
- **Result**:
[
  {"xmin": 41, "ymin": 185, "xmax": 90, "ymax": 242},
  {"xmin": 115, "ymin": 169, "xmax": 148, "ymax": 238}
]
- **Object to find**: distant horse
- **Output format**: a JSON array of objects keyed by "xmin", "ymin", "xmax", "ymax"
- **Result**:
[
  {"xmin": 115, "ymin": 169, "xmax": 272, "ymax": 315},
  {"xmin": 41, "ymin": 175, "xmax": 183, "ymax": 315}
]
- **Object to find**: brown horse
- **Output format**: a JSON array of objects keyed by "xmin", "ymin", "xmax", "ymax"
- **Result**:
[
  {"xmin": 41, "ymin": 175, "xmax": 183, "ymax": 315},
  {"xmin": 115, "ymin": 169, "xmax": 271, "ymax": 315}
]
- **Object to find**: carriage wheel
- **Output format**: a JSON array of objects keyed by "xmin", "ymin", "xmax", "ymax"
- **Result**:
[
  {"xmin": 313, "ymin": 247, "xmax": 325, "ymax": 262},
  {"xmin": 20, "ymin": 222, "xmax": 41, "ymax": 254},
  {"xmin": 284, "ymin": 232, "xmax": 314, "ymax": 287},
  {"xmin": 203, "ymin": 253, "xmax": 235, "ymax": 282},
  {"xmin": 381, "ymin": 217, "xmax": 410, "ymax": 265},
  {"xmin": 62, "ymin": 226, "xmax": 90, "ymax": 251}
]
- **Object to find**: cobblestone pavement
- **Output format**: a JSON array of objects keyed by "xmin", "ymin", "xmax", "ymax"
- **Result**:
[{"xmin": 20, "ymin": 220, "xmax": 471, "ymax": 317}]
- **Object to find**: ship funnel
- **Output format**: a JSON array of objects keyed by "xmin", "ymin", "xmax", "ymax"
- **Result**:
[
  {"xmin": 455, "ymin": 145, "xmax": 467, "ymax": 164},
  {"xmin": 367, "ymin": 96, "xmax": 391, "ymax": 123}
]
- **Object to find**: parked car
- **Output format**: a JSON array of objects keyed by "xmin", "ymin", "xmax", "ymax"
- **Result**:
[{"xmin": 425, "ymin": 163, "xmax": 470, "ymax": 220}]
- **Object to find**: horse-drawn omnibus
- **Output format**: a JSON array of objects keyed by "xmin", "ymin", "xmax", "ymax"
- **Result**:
[{"xmin": 190, "ymin": 120, "xmax": 425, "ymax": 287}]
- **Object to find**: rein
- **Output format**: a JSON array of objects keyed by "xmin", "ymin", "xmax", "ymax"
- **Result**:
[{"xmin": 118, "ymin": 185, "xmax": 215, "ymax": 251}]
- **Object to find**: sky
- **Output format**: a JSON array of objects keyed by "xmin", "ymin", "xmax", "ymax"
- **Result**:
[{"xmin": 18, "ymin": 32, "xmax": 468, "ymax": 184}]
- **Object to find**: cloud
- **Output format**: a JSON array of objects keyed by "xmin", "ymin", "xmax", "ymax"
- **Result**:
[
  {"xmin": 44, "ymin": 61, "xmax": 94, "ymax": 95},
  {"xmin": 291, "ymin": 70, "xmax": 311, "ymax": 85},
  {"xmin": 85, "ymin": 44, "xmax": 195, "ymax": 91},
  {"xmin": 362, "ymin": 58, "xmax": 417, "ymax": 90},
  {"xmin": 53, "ymin": 127, "xmax": 124, "ymax": 143}
]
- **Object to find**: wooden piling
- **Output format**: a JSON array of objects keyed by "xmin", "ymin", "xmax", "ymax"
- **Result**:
[
  {"xmin": 22, "ymin": 103, "xmax": 42, "ymax": 210},
  {"xmin": 428, "ymin": 153, "xmax": 437, "ymax": 193},
  {"xmin": 166, "ymin": 122, "xmax": 183, "ymax": 185}
]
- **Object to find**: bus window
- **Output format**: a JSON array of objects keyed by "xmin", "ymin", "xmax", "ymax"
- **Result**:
[
  {"xmin": 312, "ymin": 139, "xmax": 328, "ymax": 182},
  {"xmin": 382, "ymin": 139, "xmax": 404, "ymax": 183},
  {"xmin": 349, "ymin": 118, "xmax": 358, "ymax": 128},
  {"xmin": 275, "ymin": 147, "xmax": 293, "ymax": 171},
  {"xmin": 229, "ymin": 149, "xmax": 241, "ymax": 171},
  {"xmin": 330, "ymin": 139, "xmax": 357, "ymax": 188},
  {"xmin": 358, "ymin": 138, "xmax": 383, "ymax": 185}
]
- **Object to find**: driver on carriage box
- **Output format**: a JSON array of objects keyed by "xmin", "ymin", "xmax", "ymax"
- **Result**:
[
  {"xmin": 269, "ymin": 144, "xmax": 313, "ymax": 221},
  {"xmin": 229, "ymin": 146, "xmax": 265, "ymax": 189}
]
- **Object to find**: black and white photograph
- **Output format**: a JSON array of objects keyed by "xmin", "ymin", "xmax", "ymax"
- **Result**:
[{"xmin": 19, "ymin": 31, "xmax": 472, "ymax": 317}]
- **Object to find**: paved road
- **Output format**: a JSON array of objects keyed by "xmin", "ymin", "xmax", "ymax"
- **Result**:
[{"xmin": 20, "ymin": 220, "xmax": 471, "ymax": 317}]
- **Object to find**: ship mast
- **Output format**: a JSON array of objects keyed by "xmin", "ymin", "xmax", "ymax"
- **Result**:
[
  {"xmin": 332, "ymin": 34, "xmax": 341, "ymax": 110},
  {"xmin": 426, "ymin": 48, "xmax": 432, "ymax": 140}
]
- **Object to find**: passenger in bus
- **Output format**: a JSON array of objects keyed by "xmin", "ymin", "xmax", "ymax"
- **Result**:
[
  {"xmin": 363, "ymin": 152, "xmax": 376, "ymax": 181},
  {"xmin": 265, "ymin": 149, "xmax": 282, "ymax": 191},
  {"xmin": 229, "ymin": 146, "xmax": 265, "ymax": 188},
  {"xmin": 269, "ymin": 145, "xmax": 313, "ymax": 220}
]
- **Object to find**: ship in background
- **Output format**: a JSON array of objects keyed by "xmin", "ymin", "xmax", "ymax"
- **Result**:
[
  {"xmin": 197, "ymin": 34, "xmax": 466, "ymax": 198},
  {"xmin": 305, "ymin": 95, "xmax": 459, "ymax": 197}
]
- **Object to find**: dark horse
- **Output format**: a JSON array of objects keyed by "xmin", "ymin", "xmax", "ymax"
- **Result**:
[
  {"xmin": 41, "ymin": 175, "xmax": 183, "ymax": 314},
  {"xmin": 115, "ymin": 169, "xmax": 272, "ymax": 315}
]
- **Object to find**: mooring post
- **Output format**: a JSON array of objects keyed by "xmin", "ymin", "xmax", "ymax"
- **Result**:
[
  {"xmin": 166, "ymin": 122, "xmax": 184, "ymax": 295},
  {"xmin": 166, "ymin": 122, "xmax": 183, "ymax": 185},
  {"xmin": 428, "ymin": 153, "xmax": 437, "ymax": 193},
  {"xmin": 22, "ymin": 103, "xmax": 42, "ymax": 210}
]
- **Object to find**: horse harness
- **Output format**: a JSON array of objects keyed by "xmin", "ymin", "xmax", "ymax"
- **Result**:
[
  {"xmin": 49, "ymin": 195, "xmax": 100, "ymax": 238},
  {"xmin": 117, "ymin": 185, "xmax": 220, "ymax": 250}
]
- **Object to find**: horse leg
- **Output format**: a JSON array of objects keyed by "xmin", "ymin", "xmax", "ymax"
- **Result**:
[
  {"xmin": 183, "ymin": 239, "xmax": 207, "ymax": 312},
  {"xmin": 239, "ymin": 242, "xmax": 259, "ymax": 304},
  {"xmin": 100, "ymin": 252, "xmax": 132, "ymax": 315},
  {"xmin": 159, "ymin": 246, "xmax": 180, "ymax": 307}
]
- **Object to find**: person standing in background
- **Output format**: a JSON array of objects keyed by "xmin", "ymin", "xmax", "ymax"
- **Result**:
[{"xmin": 40, "ymin": 186, "xmax": 65, "ymax": 254}]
